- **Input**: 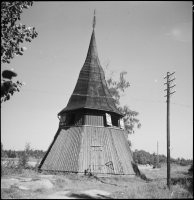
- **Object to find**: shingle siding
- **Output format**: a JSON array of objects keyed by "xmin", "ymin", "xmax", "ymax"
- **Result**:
[{"xmin": 40, "ymin": 126, "xmax": 135, "ymax": 175}]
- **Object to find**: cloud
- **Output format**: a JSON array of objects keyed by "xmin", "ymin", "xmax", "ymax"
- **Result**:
[{"xmin": 170, "ymin": 22, "xmax": 192, "ymax": 42}]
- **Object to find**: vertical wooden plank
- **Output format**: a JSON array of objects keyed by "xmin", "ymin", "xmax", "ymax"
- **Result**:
[
  {"xmin": 109, "ymin": 128, "xmax": 124, "ymax": 174},
  {"xmin": 78, "ymin": 126, "xmax": 84, "ymax": 172},
  {"xmin": 111, "ymin": 129, "xmax": 135, "ymax": 174},
  {"xmin": 41, "ymin": 125, "xmax": 135, "ymax": 175},
  {"xmin": 102, "ymin": 129, "xmax": 110, "ymax": 174}
]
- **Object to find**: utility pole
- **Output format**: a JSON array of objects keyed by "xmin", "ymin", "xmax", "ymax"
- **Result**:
[
  {"xmin": 157, "ymin": 141, "xmax": 159, "ymax": 168},
  {"xmin": 164, "ymin": 71, "xmax": 176, "ymax": 190}
]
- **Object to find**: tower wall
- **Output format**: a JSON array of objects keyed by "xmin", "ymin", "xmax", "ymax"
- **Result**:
[{"xmin": 40, "ymin": 126, "xmax": 135, "ymax": 175}]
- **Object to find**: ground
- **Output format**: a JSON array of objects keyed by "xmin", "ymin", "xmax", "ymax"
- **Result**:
[{"xmin": 1, "ymin": 162, "xmax": 193, "ymax": 199}]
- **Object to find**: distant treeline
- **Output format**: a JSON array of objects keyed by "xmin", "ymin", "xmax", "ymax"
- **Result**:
[
  {"xmin": 1, "ymin": 142, "xmax": 46, "ymax": 159},
  {"xmin": 132, "ymin": 149, "xmax": 193, "ymax": 166},
  {"xmin": 2, "ymin": 149, "xmax": 46, "ymax": 159},
  {"xmin": 1, "ymin": 143, "xmax": 192, "ymax": 167}
]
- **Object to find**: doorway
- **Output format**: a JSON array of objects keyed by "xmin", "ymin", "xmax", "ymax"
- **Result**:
[{"xmin": 91, "ymin": 146, "xmax": 103, "ymax": 173}]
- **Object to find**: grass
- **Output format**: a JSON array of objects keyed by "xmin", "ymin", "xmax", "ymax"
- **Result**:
[
  {"xmin": 108, "ymin": 163, "xmax": 193, "ymax": 199},
  {"xmin": 1, "ymin": 163, "xmax": 193, "ymax": 199},
  {"xmin": 110, "ymin": 178, "xmax": 193, "ymax": 199}
]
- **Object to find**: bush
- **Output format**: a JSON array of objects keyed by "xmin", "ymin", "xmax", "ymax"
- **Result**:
[
  {"xmin": 1, "ymin": 161, "xmax": 4, "ymax": 177},
  {"xmin": 157, "ymin": 163, "xmax": 161, "ymax": 168},
  {"xmin": 1, "ymin": 159, "xmax": 22, "ymax": 176},
  {"xmin": 18, "ymin": 152, "xmax": 29, "ymax": 169},
  {"xmin": 33, "ymin": 159, "xmax": 41, "ymax": 172},
  {"xmin": 188, "ymin": 164, "xmax": 193, "ymax": 174}
]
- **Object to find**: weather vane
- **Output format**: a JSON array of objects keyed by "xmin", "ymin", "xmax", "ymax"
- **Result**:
[{"xmin": 93, "ymin": 9, "xmax": 96, "ymax": 29}]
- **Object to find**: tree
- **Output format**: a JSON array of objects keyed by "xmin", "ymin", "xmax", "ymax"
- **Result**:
[
  {"xmin": 104, "ymin": 62, "xmax": 141, "ymax": 134},
  {"xmin": 177, "ymin": 157, "xmax": 180, "ymax": 165},
  {"xmin": 18, "ymin": 142, "xmax": 31, "ymax": 169},
  {"xmin": 1, "ymin": 70, "xmax": 24, "ymax": 102},
  {"xmin": 1, "ymin": 1, "xmax": 38, "ymax": 63},
  {"xmin": 150, "ymin": 155, "xmax": 155, "ymax": 165},
  {"xmin": 24, "ymin": 142, "xmax": 31, "ymax": 154},
  {"xmin": 6, "ymin": 149, "xmax": 16, "ymax": 158},
  {"xmin": 159, "ymin": 154, "xmax": 167, "ymax": 163},
  {"xmin": 1, "ymin": 1, "xmax": 38, "ymax": 103}
]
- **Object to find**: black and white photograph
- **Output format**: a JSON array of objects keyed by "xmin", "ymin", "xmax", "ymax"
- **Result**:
[{"xmin": 1, "ymin": 1, "xmax": 193, "ymax": 199}]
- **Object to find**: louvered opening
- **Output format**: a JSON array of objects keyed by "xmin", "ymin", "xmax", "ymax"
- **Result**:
[
  {"xmin": 68, "ymin": 113, "xmax": 75, "ymax": 125},
  {"xmin": 111, "ymin": 115, "xmax": 119, "ymax": 127},
  {"xmin": 84, "ymin": 115, "xmax": 104, "ymax": 126},
  {"xmin": 59, "ymin": 114, "xmax": 66, "ymax": 126}
]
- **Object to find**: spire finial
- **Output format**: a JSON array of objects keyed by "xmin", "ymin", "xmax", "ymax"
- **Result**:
[{"xmin": 93, "ymin": 9, "xmax": 96, "ymax": 29}]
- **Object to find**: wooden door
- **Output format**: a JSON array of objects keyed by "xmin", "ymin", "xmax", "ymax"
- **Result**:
[{"xmin": 91, "ymin": 146, "xmax": 103, "ymax": 173}]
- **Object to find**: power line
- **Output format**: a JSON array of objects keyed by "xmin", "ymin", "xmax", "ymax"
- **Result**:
[
  {"xmin": 21, "ymin": 88, "xmax": 192, "ymax": 108},
  {"xmin": 15, "ymin": 67, "xmax": 164, "ymax": 79},
  {"xmin": 170, "ymin": 102, "xmax": 193, "ymax": 108},
  {"xmin": 13, "ymin": 72, "xmax": 164, "ymax": 91},
  {"xmin": 12, "ymin": 52, "xmax": 190, "ymax": 79},
  {"xmin": 22, "ymin": 89, "xmax": 114, "ymax": 98},
  {"xmin": 24, "ymin": 52, "xmax": 186, "ymax": 78},
  {"xmin": 9, "ymin": 69, "xmax": 190, "ymax": 88},
  {"xmin": 22, "ymin": 88, "xmax": 70, "ymax": 95},
  {"xmin": 128, "ymin": 97, "xmax": 165, "ymax": 104},
  {"xmin": 129, "ymin": 97, "xmax": 192, "ymax": 108},
  {"xmin": 6, "ymin": 66, "xmax": 190, "ymax": 92},
  {"xmin": 7, "ymin": 68, "xmax": 190, "ymax": 93},
  {"xmin": 5, "ymin": 52, "xmax": 191, "ymax": 83}
]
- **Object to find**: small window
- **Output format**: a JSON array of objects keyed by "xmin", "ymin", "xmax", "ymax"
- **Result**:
[
  {"xmin": 68, "ymin": 113, "xmax": 75, "ymax": 125},
  {"xmin": 60, "ymin": 115, "xmax": 66, "ymax": 123},
  {"xmin": 59, "ymin": 115, "xmax": 67, "ymax": 126},
  {"xmin": 111, "ymin": 115, "xmax": 119, "ymax": 127}
]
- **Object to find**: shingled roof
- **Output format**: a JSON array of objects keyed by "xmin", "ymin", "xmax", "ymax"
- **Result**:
[{"xmin": 58, "ymin": 29, "xmax": 123, "ymax": 116}]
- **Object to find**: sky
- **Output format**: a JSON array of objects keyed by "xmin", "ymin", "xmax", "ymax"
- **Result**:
[{"xmin": 1, "ymin": 1, "xmax": 193, "ymax": 159}]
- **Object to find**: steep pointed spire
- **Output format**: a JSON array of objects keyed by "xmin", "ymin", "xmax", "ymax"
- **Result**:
[
  {"xmin": 59, "ymin": 14, "xmax": 123, "ymax": 116},
  {"xmin": 93, "ymin": 9, "xmax": 96, "ymax": 29}
]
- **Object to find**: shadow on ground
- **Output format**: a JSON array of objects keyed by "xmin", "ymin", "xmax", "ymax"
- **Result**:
[{"xmin": 68, "ymin": 193, "xmax": 113, "ymax": 199}]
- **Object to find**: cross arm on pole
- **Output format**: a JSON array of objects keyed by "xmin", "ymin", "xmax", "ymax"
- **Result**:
[
  {"xmin": 168, "ymin": 78, "xmax": 175, "ymax": 83},
  {"xmin": 169, "ymin": 84, "xmax": 176, "ymax": 89},
  {"xmin": 169, "ymin": 71, "xmax": 175, "ymax": 76},
  {"xmin": 169, "ymin": 91, "xmax": 176, "ymax": 95}
]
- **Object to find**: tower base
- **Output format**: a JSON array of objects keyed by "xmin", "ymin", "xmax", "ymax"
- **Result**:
[{"xmin": 39, "ymin": 126, "xmax": 136, "ymax": 175}]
